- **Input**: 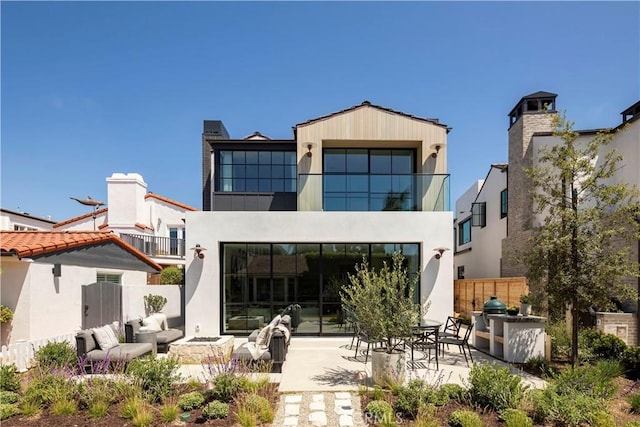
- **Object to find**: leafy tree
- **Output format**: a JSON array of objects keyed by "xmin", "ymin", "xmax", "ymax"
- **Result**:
[
  {"xmin": 160, "ymin": 266, "xmax": 184, "ymax": 285},
  {"xmin": 523, "ymin": 112, "xmax": 639, "ymax": 365}
]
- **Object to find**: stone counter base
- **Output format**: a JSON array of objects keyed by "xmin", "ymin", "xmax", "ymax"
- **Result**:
[{"xmin": 168, "ymin": 335, "xmax": 234, "ymax": 364}]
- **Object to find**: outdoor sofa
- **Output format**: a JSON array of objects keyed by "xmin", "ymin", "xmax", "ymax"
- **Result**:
[
  {"xmin": 124, "ymin": 313, "xmax": 184, "ymax": 353},
  {"xmin": 232, "ymin": 313, "xmax": 292, "ymax": 373},
  {"xmin": 75, "ymin": 323, "xmax": 152, "ymax": 371}
]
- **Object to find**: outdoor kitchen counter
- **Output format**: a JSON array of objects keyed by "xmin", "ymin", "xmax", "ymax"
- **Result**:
[{"xmin": 471, "ymin": 311, "xmax": 546, "ymax": 364}]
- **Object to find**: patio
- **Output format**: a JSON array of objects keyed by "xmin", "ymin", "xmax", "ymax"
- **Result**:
[{"xmin": 176, "ymin": 335, "xmax": 547, "ymax": 392}]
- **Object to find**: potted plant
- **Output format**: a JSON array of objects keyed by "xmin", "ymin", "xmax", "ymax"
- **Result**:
[
  {"xmin": 519, "ymin": 293, "xmax": 532, "ymax": 316},
  {"xmin": 144, "ymin": 294, "xmax": 167, "ymax": 314},
  {"xmin": 506, "ymin": 305, "xmax": 520, "ymax": 316},
  {"xmin": 341, "ymin": 252, "xmax": 420, "ymax": 387}
]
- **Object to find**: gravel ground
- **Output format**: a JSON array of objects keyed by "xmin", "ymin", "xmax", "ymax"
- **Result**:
[{"xmin": 272, "ymin": 391, "xmax": 368, "ymax": 427}]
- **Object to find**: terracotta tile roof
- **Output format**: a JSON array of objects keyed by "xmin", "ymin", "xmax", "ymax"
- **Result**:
[
  {"xmin": 144, "ymin": 193, "xmax": 198, "ymax": 211},
  {"xmin": 53, "ymin": 208, "xmax": 108, "ymax": 228},
  {"xmin": 135, "ymin": 223, "xmax": 154, "ymax": 231},
  {"xmin": 97, "ymin": 223, "xmax": 109, "ymax": 230},
  {"xmin": 295, "ymin": 100, "xmax": 449, "ymax": 130},
  {"xmin": 0, "ymin": 231, "xmax": 162, "ymax": 271}
]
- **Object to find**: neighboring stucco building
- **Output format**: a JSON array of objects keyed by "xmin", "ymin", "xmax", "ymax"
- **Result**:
[
  {"xmin": 0, "ymin": 208, "xmax": 56, "ymax": 231},
  {"xmin": 454, "ymin": 91, "xmax": 640, "ymax": 287},
  {"xmin": 186, "ymin": 101, "xmax": 454, "ymax": 337},
  {"xmin": 54, "ymin": 173, "xmax": 198, "ymax": 270}
]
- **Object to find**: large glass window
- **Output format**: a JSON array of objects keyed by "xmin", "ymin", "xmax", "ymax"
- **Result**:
[
  {"xmin": 471, "ymin": 202, "xmax": 486, "ymax": 228},
  {"xmin": 218, "ymin": 150, "xmax": 296, "ymax": 193},
  {"xmin": 221, "ymin": 242, "xmax": 420, "ymax": 335},
  {"xmin": 323, "ymin": 148, "xmax": 416, "ymax": 211}
]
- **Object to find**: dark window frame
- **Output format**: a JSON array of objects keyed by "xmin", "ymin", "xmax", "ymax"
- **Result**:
[
  {"xmin": 471, "ymin": 202, "xmax": 486, "ymax": 228},
  {"xmin": 500, "ymin": 189, "xmax": 508, "ymax": 218},
  {"xmin": 458, "ymin": 217, "xmax": 471, "ymax": 245},
  {"xmin": 216, "ymin": 149, "xmax": 297, "ymax": 193}
]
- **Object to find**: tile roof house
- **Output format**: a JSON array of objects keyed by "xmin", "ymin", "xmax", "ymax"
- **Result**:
[{"xmin": 0, "ymin": 230, "xmax": 162, "ymax": 346}]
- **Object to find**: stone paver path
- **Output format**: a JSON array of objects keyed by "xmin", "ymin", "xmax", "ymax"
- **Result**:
[{"xmin": 274, "ymin": 391, "xmax": 367, "ymax": 427}]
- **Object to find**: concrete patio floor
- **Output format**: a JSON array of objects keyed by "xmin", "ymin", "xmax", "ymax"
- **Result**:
[{"xmin": 177, "ymin": 335, "xmax": 546, "ymax": 392}]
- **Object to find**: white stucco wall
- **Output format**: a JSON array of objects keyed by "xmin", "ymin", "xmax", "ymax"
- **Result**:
[
  {"xmin": 0, "ymin": 258, "xmax": 148, "ymax": 344},
  {"xmin": 106, "ymin": 173, "xmax": 148, "ymax": 228},
  {"xmin": 122, "ymin": 284, "xmax": 182, "ymax": 323},
  {"xmin": 184, "ymin": 211, "xmax": 454, "ymax": 337},
  {"xmin": 0, "ymin": 211, "xmax": 54, "ymax": 231}
]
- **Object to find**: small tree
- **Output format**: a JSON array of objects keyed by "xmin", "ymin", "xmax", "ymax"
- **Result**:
[
  {"xmin": 523, "ymin": 112, "xmax": 639, "ymax": 365},
  {"xmin": 340, "ymin": 252, "xmax": 420, "ymax": 354},
  {"xmin": 144, "ymin": 294, "xmax": 167, "ymax": 314}
]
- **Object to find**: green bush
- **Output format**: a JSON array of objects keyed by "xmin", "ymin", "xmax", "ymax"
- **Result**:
[
  {"xmin": 546, "ymin": 320, "xmax": 571, "ymax": 360},
  {"xmin": 365, "ymin": 400, "xmax": 394, "ymax": 424},
  {"xmin": 160, "ymin": 266, "xmax": 184, "ymax": 285},
  {"xmin": 50, "ymin": 398, "xmax": 78, "ymax": 416},
  {"xmin": 209, "ymin": 373, "xmax": 242, "ymax": 403},
  {"xmin": 0, "ymin": 305, "xmax": 14, "ymax": 323},
  {"xmin": 126, "ymin": 355, "xmax": 181, "ymax": 402},
  {"xmin": 0, "ymin": 391, "xmax": 21, "ymax": 404},
  {"xmin": 438, "ymin": 383, "xmax": 466, "ymax": 402},
  {"xmin": 0, "ymin": 403, "xmax": 19, "ymax": 420},
  {"xmin": 466, "ymin": 363, "xmax": 527, "ymax": 412},
  {"xmin": 177, "ymin": 391, "xmax": 205, "ymax": 411},
  {"xmin": 579, "ymin": 329, "xmax": 627, "ymax": 361},
  {"xmin": 240, "ymin": 394, "xmax": 274, "ymax": 423},
  {"xmin": 87, "ymin": 400, "xmax": 110, "ymax": 419},
  {"xmin": 0, "ymin": 364, "xmax": 21, "ymax": 392},
  {"xmin": 629, "ymin": 393, "xmax": 640, "ymax": 413},
  {"xmin": 34, "ymin": 341, "xmax": 77, "ymax": 370},
  {"xmin": 159, "ymin": 402, "xmax": 180, "ymax": 422},
  {"xmin": 552, "ymin": 364, "xmax": 617, "ymax": 400},
  {"xmin": 23, "ymin": 372, "xmax": 76, "ymax": 406},
  {"xmin": 591, "ymin": 410, "xmax": 616, "ymax": 427},
  {"xmin": 392, "ymin": 380, "xmax": 433, "ymax": 417},
  {"xmin": 143, "ymin": 294, "xmax": 167, "ymax": 314},
  {"xmin": 621, "ymin": 346, "xmax": 640, "ymax": 379},
  {"xmin": 430, "ymin": 388, "xmax": 451, "ymax": 406},
  {"xmin": 625, "ymin": 422, "xmax": 640, "ymax": 427},
  {"xmin": 202, "ymin": 400, "xmax": 229, "ymax": 419},
  {"xmin": 531, "ymin": 384, "xmax": 604, "ymax": 426},
  {"xmin": 448, "ymin": 409, "xmax": 482, "ymax": 427},
  {"xmin": 523, "ymin": 355, "xmax": 558, "ymax": 378},
  {"xmin": 500, "ymin": 408, "xmax": 532, "ymax": 427}
]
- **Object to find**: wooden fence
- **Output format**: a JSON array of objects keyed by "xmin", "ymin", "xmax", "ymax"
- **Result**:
[{"xmin": 454, "ymin": 277, "xmax": 529, "ymax": 318}]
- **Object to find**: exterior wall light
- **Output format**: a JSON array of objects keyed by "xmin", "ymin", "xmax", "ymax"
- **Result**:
[
  {"xmin": 191, "ymin": 244, "xmax": 207, "ymax": 259},
  {"xmin": 430, "ymin": 144, "xmax": 441, "ymax": 158},
  {"xmin": 434, "ymin": 247, "xmax": 450, "ymax": 259},
  {"xmin": 306, "ymin": 142, "xmax": 316, "ymax": 158}
]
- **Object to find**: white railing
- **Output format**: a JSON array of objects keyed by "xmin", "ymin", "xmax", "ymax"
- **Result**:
[{"xmin": 1, "ymin": 331, "xmax": 78, "ymax": 372}]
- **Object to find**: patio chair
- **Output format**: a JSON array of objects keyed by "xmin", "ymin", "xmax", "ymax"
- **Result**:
[
  {"xmin": 353, "ymin": 322, "xmax": 381, "ymax": 363},
  {"xmin": 440, "ymin": 315, "xmax": 462, "ymax": 339},
  {"xmin": 439, "ymin": 321, "xmax": 474, "ymax": 365},
  {"xmin": 410, "ymin": 326, "xmax": 439, "ymax": 369}
]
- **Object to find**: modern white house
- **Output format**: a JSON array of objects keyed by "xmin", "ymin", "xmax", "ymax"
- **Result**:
[
  {"xmin": 54, "ymin": 172, "xmax": 198, "ymax": 270},
  {"xmin": 185, "ymin": 101, "xmax": 454, "ymax": 338}
]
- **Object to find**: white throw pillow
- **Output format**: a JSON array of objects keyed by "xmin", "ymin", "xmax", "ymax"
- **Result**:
[
  {"xmin": 92, "ymin": 325, "xmax": 119, "ymax": 350},
  {"xmin": 141, "ymin": 316, "xmax": 162, "ymax": 332},
  {"xmin": 269, "ymin": 314, "xmax": 281, "ymax": 327},
  {"xmin": 149, "ymin": 313, "xmax": 168, "ymax": 331},
  {"xmin": 255, "ymin": 324, "xmax": 273, "ymax": 349}
]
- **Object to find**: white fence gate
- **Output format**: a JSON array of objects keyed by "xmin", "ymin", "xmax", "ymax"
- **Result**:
[{"xmin": 1, "ymin": 331, "xmax": 78, "ymax": 372}]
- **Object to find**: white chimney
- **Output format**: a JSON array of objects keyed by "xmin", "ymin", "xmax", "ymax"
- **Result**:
[{"xmin": 106, "ymin": 173, "xmax": 147, "ymax": 229}]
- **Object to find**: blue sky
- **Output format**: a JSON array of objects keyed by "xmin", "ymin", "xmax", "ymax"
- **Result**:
[{"xmin": 2, "ymin": 1, "xmax": 638, "ymax": 221}]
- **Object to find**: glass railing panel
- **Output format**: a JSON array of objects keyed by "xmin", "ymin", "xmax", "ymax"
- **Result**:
[{"xmin": 298, "ymin": 173, "xmax": 449, "ymax": 212}]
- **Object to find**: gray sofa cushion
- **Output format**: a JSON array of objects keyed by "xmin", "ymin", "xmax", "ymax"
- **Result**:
[
  {"xmin": 77, "ymin": 330, "xmax": 96, "ymax": 353},
  {"xmin": 157, "ymin": 329, "xmax": 183, "ymax": 344},
  {"xmin": 233, "ymin": 343, "xmax": 272, "ymax": 361},
  {"xmin": 86, "ymin": 343, "xmax": 152, "ymax": 362}
]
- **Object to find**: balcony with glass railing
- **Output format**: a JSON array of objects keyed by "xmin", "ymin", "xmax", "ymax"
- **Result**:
[
  {"xmin": 120, "ymin": 233, "xmax": 186, "ymax": 258},
  {"xmin": 298, "ymin": 173, "xmax": 449, "ymax": 212}
]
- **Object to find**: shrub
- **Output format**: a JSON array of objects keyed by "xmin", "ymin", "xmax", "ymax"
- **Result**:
[
  {"xmin": 87, "ymin": 400, "xmax": 110, "ymax": 418},
  {"xmin": 365, "ymin": 400, "xmax": 394, "ymax": 425},
  {"xmin": 209, "ymin": 372, "xmax": 242, "ymax": 403},
  {"xmin": 121, "ymin": 396, "xmax": 143, "ymax": 419},
  {"xmin": 448, "ymin": 409, "xmax": 482, "ymax": 427},
  {"xmin": 393, "ymin": 380, "xmax": 433, "ymax": 417},
  {"xmin": 552, "ymin": 364, "xmax": 617, "ymax": 400},
  {"xmin": 0, "ymin": 305, "xmax": 13, "ymax": 323},
  {"xmin": 466, "ymin": 363, "xmax": 527, "ymax": 412},
  {"xmin": 0, "ymin": 403, "xmax": 19, "ymax": 420},
  {"xmin": 0, "ymin": 364, "xmax": 21, "ymax": 392},
  {"xmin": 547, "ymin": 320, "xmax": 571, "ymax": 360},
  {"xmin": 580, "ymin": 329, "xmax": 627, "ymax": 361},
  {"xmin": 50, "ymin": 398, "xmax": 78, "ymax": 416},
  {"xmin": 531, "ymin": 384, "xmax": 604, "ymax": 426},
  {"xmin": 160, "ymin": 402, "xmax": 180, "ymax": 422},
  {"xmin": 414, "ymin": 404, "xmax": 440, "ymax": 427},
  {"xmin": 0, "ymin": 391, "xmax": 21, "ymax": 404},
  {"xmin": 438, "ymin": 383, "xmax": 466, "ymax": 402},
  {"xmin": 132, "ymin": 403, "xmax": 153, "ymax": 427},
  {"xmin": 629, "ymin": 393, "xmax": 640, "ymax": 413},
  {"xmin": 523, "ymin": 355, "xmax": 558, "ymax": 378},
  {"xmin": 371, "ymin": 384, "xmax": 386, "ymax": 400},
  {"xmin": 591, "ymin": 410, "xmax": 616, "ymax": 427},
  {"xmin": 77, "ymin": 377, "xmax": 118, "ymax": 408},
  {"xmin": 23, "ymin": 372, "xmax": 76, "ymax": 406},
  {"xmin": 177, "ymin": 391, "xmax": 205, "ymax": 411},
  {"xmin": 622, "ymin": 346, "xmax": 640, "ymax": 379},
  {"xmin": 126, "ymin": 355, "xmax": 181, "ymax": 402},
  {"xmin": 18, "ymin": 399, "xmax": 39, "ymax": 417},
  {"xmin": 203, "ymin": 400, "xmax": 229, "ymax": 419},
  {"xmin": 500, "ymin": 408, "xmax": 532, "ymax": 427},
  {"xmin": 236, "ymin": 393, "xmax": 274, "ymax": 423},
  {"xmin": 34, "ymin": 341, "xmax": 77, "ymax": 370},
  {"xmin": 625, "ymin": 422, "xmax": 640, "ymax": 427},
  {"xmin": 143, "ymin": 294, "xmax": 167, "ymax": 313},
  {"xmin": 160, "ymin": 266, "xmax": 184, "ymax": 285},
  {"xmin": 430, "ymin": 388, "xmax": 451, "ymax": 406}
]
